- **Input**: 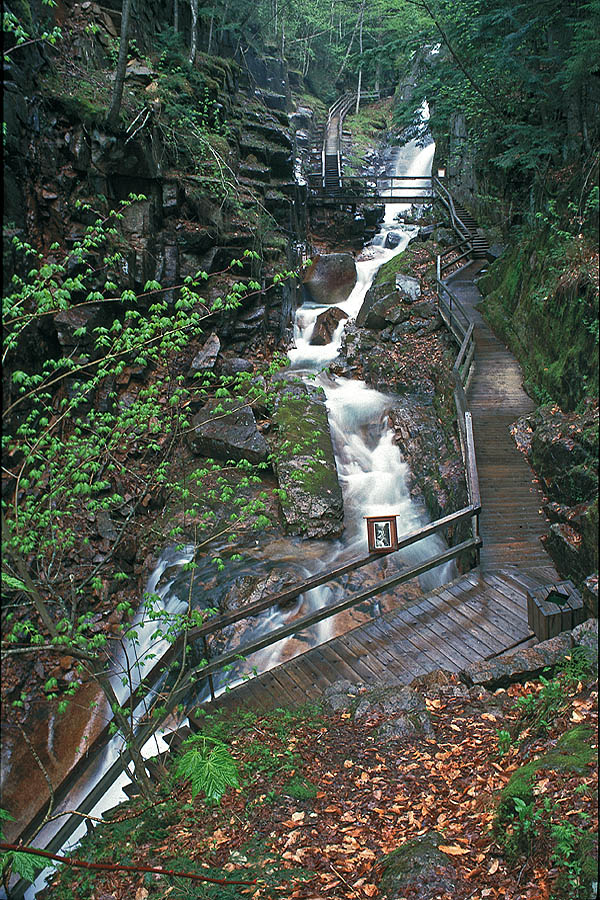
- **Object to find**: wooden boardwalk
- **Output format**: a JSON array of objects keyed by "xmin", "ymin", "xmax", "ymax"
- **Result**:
[
  {"xmin": 204, "ymin": 258, "xmax": 560, "ymax": 716},
  {"xmin": 210, "ymin": 565, "xmax": 556, "ymax": 715},
  {"xmin": 447, "ymin": 262, "xmax": 556, "ymax": 572}
]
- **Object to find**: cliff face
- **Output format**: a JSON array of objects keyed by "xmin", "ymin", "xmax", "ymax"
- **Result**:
[{"xmin": 3, "ymin": 1, "xmax": 319, "ymax": 370}]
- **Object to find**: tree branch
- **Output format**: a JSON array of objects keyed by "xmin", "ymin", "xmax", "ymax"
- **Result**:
[{"xmin": 0, "ymin": 843, "xmax": 257, "ymax": 885}]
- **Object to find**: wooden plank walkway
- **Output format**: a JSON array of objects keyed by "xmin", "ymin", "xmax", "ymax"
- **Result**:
[
  {"xmin": 207, "ymin": 565, "xmax": 556, "ymax": 715},
  {"xmin": 447, "ymin": 262, "xmax": 558, "ymax": 572},
  {"xmin": 203, "ymin": 260, "xmax": 562, "ymax": 717}
]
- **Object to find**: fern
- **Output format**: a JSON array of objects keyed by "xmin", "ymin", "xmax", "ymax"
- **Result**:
[{"xmin": 175, "ymin": 736, "xmax": 239, "ymax": 803}]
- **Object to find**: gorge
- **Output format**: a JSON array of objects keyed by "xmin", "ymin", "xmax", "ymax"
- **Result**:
[{"xmin": 2, "ymin": 1, "xmax": 598, "ymax": 898}]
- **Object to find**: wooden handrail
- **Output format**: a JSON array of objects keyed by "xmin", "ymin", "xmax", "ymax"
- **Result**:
[{"xmin": 172, "ymin": 537, "xmax": 482, "ymax": 688}]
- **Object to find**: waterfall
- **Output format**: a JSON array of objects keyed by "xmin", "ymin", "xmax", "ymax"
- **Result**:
[{"xmin": 24, "ymin": 135, "xmax": 450, "ymax": 898}]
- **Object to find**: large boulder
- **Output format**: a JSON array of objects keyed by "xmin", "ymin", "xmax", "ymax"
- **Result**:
[
  {"xmin": 356, "ymin": 275, "xmax": 421, "ymax": 330},
  {"xmin": 384, "ymin": 231, "xmax": 404, "ymax": 249},
  {"xmin": 206, "ymin": 570, "xmax": 298, "ymax": 658},
  {"xmin": 302, "ymin": 253, "xmax": 357, "ymax": 306},
  {"xmin": 270, "ymin": 381, "xmax": 343, "ymax": 539},
  {"xmin": 188, "ymin": 399, "xmax": 268, "ymax": 464},
  {"xmin": 310, "ymin": 306, "xmax": 348, "ymax": 346}
]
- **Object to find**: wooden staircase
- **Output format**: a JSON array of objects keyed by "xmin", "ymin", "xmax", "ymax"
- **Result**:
[
  {"xmin": 453, "ymin": 201, "xmax": 490, "ymax": 259},
  {"xmin": 323, "ymin": 151, "xmax": 340, "ymax": 192}
]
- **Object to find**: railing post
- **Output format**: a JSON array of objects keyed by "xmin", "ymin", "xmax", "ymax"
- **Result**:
[
  {"xmin": 202, "ymin": 635, "xmax": 216, "ymax": 703},
  {"xmin": 436, "ymin": 255, "xmax": 441, "ymax": 284}
]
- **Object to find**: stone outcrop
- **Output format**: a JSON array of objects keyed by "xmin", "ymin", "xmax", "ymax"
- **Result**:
[
  {"xmin": 302, "ymin": 253, "xmax": 357, "ymax": 305},
  {"xmin": 188, "ymin": 332, "xmax": 221, "ymax": 374},
  {"xmin": 513, "ymin": 401, "xmax": 598, "ymax": 582},
  {"xmin": 269, "ymin": 380, "xmax": 343, "ymax": 538},
  {"xmin": 356, "ymin": 273, "xmax": 426, "ymax": 329},
  {"xmin": 188, "ymin": 399, "xmax": 268, "ymax": 464},
  {"xmin": 206, "ymin": 570, "xmax": 298, "ymax": 658},
  {"xmin": 460, "ymin": 619, "xmax": 598, "ymax": 689}
]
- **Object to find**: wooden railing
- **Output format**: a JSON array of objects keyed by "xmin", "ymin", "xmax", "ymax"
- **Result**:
[
  {"xmin": 431, "ymin": 176, "xmax": 472, "ymax": 241},
  {"xmin": 308, "ymin": 173, "xmax": 435, "ymax": 202},
  {"xmin": 12, "ymin": 172, "xmax": 484, "ymax": 889},
  {"xmin": 436, "ymin": 271, "xmax": 480, "ymax": 553}
]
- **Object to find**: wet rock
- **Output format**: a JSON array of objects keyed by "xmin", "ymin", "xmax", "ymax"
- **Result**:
[
  {"xmin": 353, "ymin": 684, "xmax": 433, "ymax": 740},
  {"xmin": 417, "ymin": 224, "xmax": 435, "ymax": 241},
  {"xmin": 207, "ymin": 570, "xmax": 298, "ymax": 657},
  {"xmin": 583, "ymin": 574, "xmax": 598, "ymax": 618},
  {"xmin": 433, "ymin": 226, "xmax": 455, "ymax": 246},
  {"xmin": 384, "ymin": 231, "xmax": 404, "ymax": 249},
  {"xmin": 357, "ymin": 285, "xmax": 407, "ymax": 329},
  {"xmin": 302, "ymin": 253, "xmax": 357, "ymax": 306},
  {"xmin": 162, "ymin": 182, "xmax": 180, "ymax": 215},
  {"xmin": 188, "ymin": 399, "xmax": 268, "ymax": 464},
  {"xmin": 523, "ymin": 402, "xmax": 598, "ymax": 504},
  {"xmin": 322, "ymin": 679, "xmax": 364, "ymax": 713},
  {"xmin": 395, "ymin": 273, "xmax": 422, "ymax": 303},
  {"xmin": 254, "ymin": 88, "xmax": 287, "ymax": 111},
  {"xmin": 188, "ymin": 332, "xmax": 220, "ymax": 374},
  {"xmin": 460, "ymin": 631, "xmax": 574, "ymax": 688},
  {"xmin": 54, "ymin": 304, "xmax": 104, "ymax": 347},
  {"xmin": 95, "ymin": 510, "xmax": 117, "ymax": 541},
  {"xmin": 361, "ymin": 204, "xmax": 385, "ymax": 226},
  {"xmin": 125, "ymin": 60, "xmax": 155, "ymax": 84},
  {"xmin": 376, "ymin": 832, "xmax": 464, "ymax": 900},
  {"xmin": 270, "ymin": 381, "xmax": 343, "ymax": 539},
  {"xmin": 290, "ymin": 107, "xmax": 314, "ymax": 131},
  {"xmin": 310, "ymin": 306, "xmax": 348, "ymax": 346}
]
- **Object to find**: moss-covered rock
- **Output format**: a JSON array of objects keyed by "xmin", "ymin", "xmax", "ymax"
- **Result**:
[
  {"xmin": 478, "ymin": 231, "xmax": 599, "ymax": 410},
  {"xmin": 495, "ymin": 725, "xmax": 595, "ymax": 824},
  {"xmin": 269, "ymin": 379, "xmax": 344, "ymax": 539},
  {"xmin": 376, "ymin": 832, "xmax": 464, "ymax": 899}
]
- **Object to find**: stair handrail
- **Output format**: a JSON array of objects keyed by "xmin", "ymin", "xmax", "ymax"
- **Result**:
[{"xmin": 432, "ymin": 176, "xmax": 472, "ymax": 242}]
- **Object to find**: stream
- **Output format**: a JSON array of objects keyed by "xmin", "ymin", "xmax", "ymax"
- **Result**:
[{"xmin": 24, "ymin": 134, "xmax": 453, "ymax": 897}]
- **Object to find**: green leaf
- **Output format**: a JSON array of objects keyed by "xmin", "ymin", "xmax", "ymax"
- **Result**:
[
  {"xmin": 2, "ymin": 574, "xmax": 30, "ymax": 593},
  {"xmin": 175, "ymin": 739, "xmax": 239, "ymax": 803}
]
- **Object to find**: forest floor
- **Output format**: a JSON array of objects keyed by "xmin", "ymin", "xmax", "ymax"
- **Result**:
[{"xmin": 43, "ymin": 659, "xmax": 598, "ymax": 900}]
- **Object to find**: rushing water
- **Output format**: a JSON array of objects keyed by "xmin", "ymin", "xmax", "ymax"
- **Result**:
[{"xmin": 23, "ymin": 135, "xmax": 453, "ymax": 898}]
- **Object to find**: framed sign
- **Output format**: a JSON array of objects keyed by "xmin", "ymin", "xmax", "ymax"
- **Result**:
[{"xmin": 365, "ymin": 515, "xmax": 398, "ymax": 553}]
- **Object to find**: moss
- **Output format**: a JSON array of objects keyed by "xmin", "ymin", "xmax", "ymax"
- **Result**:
[
  {"xmin": 478, "ymin": 230, "xmax": 599, "ymax": 410},
  {"xmin": 282, "ymin": 775, "xmax": 318, "ymax": 801},
  {"xmin": 372, "ymin": 247, "xmax": 417, "ymax": 287},
  {"xmin": 496, "ymin": 725, "xmax": 595, "ymax": 825}
]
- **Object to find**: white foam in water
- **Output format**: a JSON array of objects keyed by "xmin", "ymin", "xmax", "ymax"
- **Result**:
[{"xmin": 21, "ymin": 129, "xmax": 452, "ymax": 899}]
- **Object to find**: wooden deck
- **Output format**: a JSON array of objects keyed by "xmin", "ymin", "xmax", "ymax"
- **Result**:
[
  {"xmin": 209, "ymin": 565, "xmax": 556, "ymax": 714},
  {"xmin": 447, "ymin": 262, "xmax": 557, "ymax": 572},
  {"xmin": 205, "ymin": 259, "xmax": 560, "ymax": 716}
]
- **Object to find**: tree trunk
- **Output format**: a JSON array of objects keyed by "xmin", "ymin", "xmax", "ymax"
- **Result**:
[
  {"xmin": 173, "ymin": 0, "xmax": 178, "ymax": 32},
  {"xmin": 188, "ymin": 0, "xmax": 198, "ymax": 66},
  {"xmin": 106, "ymin": 0, "xmax": 133, "ymax": 131},
  {"xmin": 355, "ymin": 6, "xmax": 364, "ymax": 115},
  {"xmin": 207, "ymin": 13, "xmax": 214, "ymax": 54}
]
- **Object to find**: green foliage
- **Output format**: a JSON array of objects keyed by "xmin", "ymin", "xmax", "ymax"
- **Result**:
[
  {"xmin": 478, "ymin": 222, "xmax": 599, "ymax": 411},
  {"xmin": 496, "ymin": 728, "xmax": 514, "ymax": 756},
  {"xmin": 0, "ymin": 809, "xmax": 40, "ymax": 885},
  {"xmin": 282, "ymin": 775, "xmax": 318, "ymax": 801},
  {"xmin": 175, "ymin": 735, "xmax": 239, "ymax": 803}
]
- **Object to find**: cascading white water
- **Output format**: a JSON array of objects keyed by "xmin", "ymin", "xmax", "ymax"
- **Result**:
[{"xmin": 24, "ymin": 133, "xmax": 451, "ymax": 899}]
